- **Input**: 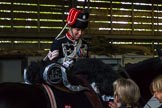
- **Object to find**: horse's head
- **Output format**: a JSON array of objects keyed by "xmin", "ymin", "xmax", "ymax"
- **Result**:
[{"xmin": 69, "ymin": 58, "xmax": 121, "ymax": 96}]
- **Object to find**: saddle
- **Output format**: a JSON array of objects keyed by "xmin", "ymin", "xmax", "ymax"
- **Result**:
[{"xmin": 42, "ymin": 83, "xmax": 103, "ymax": 108}]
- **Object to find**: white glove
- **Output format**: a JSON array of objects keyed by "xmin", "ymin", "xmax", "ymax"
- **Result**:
[{"xmin": 62, "ymin": 60, "xmax": 74, "ymax": 68}]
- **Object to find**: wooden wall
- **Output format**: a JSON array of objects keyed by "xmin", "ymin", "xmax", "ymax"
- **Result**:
[{"xmin": 0, "ymin": 0, "xmax": 161, "ymax": 39}]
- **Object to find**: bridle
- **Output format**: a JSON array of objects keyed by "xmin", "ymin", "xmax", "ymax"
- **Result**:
[{"xmin": 90, "ymin": 82, "xmax": 114, "ymax": 102}]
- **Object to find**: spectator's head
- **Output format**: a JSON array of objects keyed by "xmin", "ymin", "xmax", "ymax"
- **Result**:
[
  {"xmin": 150, "ymin": 75, "xmax": 162, "ymax": 102},
  {"xmin": 113, "ymin": 78, "xmax": 140, "ymax": 107}
]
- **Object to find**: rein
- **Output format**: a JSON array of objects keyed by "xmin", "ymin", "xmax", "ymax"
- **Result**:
[
  {"xmin": 84, "ymin": 91, "xmax": 103, "ymax": 108},
  {"xmin": 74, "ymin": 75, "xmax": 103, "ymax": 108}
]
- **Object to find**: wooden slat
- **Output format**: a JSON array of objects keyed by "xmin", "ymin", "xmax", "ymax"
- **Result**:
[
  {"xmin": 0, "ymin": 28, "xmax": 12, "ymax": 32},
  {"xmin": 89, "ymin": 2, "xmax": 111, "ymax": 8},
  {"xmin": 90, "ymin": 9, "xmax": 110, "ymax": 15},
  {"xmin": 12, "ymin": 28, "xmax": 38, "ymax": 32},
  {"xmin": 12, "ymin": 5, "xmax": 37, "ymax": 11},
  {"xmin": 154, "ymin": 25, "xmax": 162, "ymax": 29},
  {"xmin": 40, "ymin": 22, "xmax": 64, "ymax": 27},
  {"xmin": 39, "ymin": 0, "xmax": 67, "ymax": 5},
  {"xmin": 111, "ymin": 31, "xmax": 132, "ymax": 35},
  {"xmin": 89, "ymin": 23, "xmax": 110, "ymax": 28},
  {"xmin": 0, "ymin": 42, "xmax": 51, "ymax": 50},
  {"xmin": 134, "ymin": 24, "xmax": 152, "ymax": 29},
  {"xmin": 130, "ymin": 0, "xmax": 153, "ymax": 3},
  {"xmin": 112, "ymin": 17, "xmax": 132, "ymax": 22},
  {"xmin": 0, "ymin": 0, "xmax": 11, "ymax": 2},
  {"xmin": 112, "ymin": 10, "xmax": 131, "ymax": 15},
  {"xmin": 112, "ymin": 3, "xmax": 132, "ymax": 9},
  {"xmin": 133, "ymin": 5, "xmax": 152, "ymax": 10},
  {"xmin": 0, "ymin": 31, "xmax": 58, "ymax": 38},
  {"xmin": 0, "ymin": 4, "xmax": 11, "ymax": 10},
  {"xmin": 0, "ymin": 20, "xmax": 12, "ymax": 25},
  {"xmin": 13, "ymin": 13, "xmax": 38, "ymax": 18},
  {"xmin": 91, "ymin": 15, "xmax": 110, "ymax": 21},
  {"xmin": 76, "ymin": 1, "xmax": 90, "ymax": 7},
  {"xmin": 12, "ymin": 0, "xmax": 38, "ymax": 4},
  {"xmin": 112, "ymin": 24, "xmax": 132, "ymax": 28},
  {"xmin": 156, "ymin": 13, "xmax": 162, "ymax": 17},
  {"xmin": 0, "ymin": 12, "xmax": 11, "ymax": 18},
  {"xmin": 154, "ymin": 31, "xmax": 162, "ymax": 35},
  {"xmin": 14, "ymin": 43, "xmax": 39, "ymax": 49},
  {"xmin": 90, "ymin": 16, "xmax": 111, "ymax": 22},
  {"xmin": 157, "ymin": 6, "xmax": 162, "ymax": 10},
  {"xmin": 13, "ymin": 20, "xmax": 38, "ymax": 26},
  {"xmin": 41, "ymin": 44, "xmax": 51, "ymax": 49},
  {"xmin": 89, "ymin": 29, "xmax": 110, "ymax": 35},
  {"xmin": 134, "ymin": 18, "xmax": 152, "ymax": 22},
  {"xmin": 113, "ymin": 0, "xmax": 134, "ymax": 2},
  {"xmin": 0, "ymin": 43, "xmax": 12, "ymax": 49},
  {"xmin": 39, "ymin": 28, "xmax": 61, "ymax": 33},
  {"xmin": 134, "ymin": 11, "xmax": 152, "ymax": 16},
  {"xmin": 40, "ymin": 14, "xmax": 65, "ymax": 20},
  {"xmin": 150, "ymin": 0, "xmax": 162, "ymax": 4},
  {"xmin": 133, "ymin": 31, "xmax": 152, "ymax": 35},
  {"xmin": 40, "ymin": 6, "xmax": 63, "ymax": 13}
]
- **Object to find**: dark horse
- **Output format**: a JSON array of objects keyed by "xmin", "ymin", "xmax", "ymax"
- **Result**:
[
  {"xmin": 121, "ymin": 56, "xmax": 162, "ymax": 107},
  {"xmin": 0, "ymin": 58, "xmax": 120, "ymax": 108}
]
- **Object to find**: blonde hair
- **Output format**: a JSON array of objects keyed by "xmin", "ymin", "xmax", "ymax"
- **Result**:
[
  {"xmin": 150, "ymin": 75, "xmax": 162, "ymax": 94},
  {"xmin": 113, "ymin": 78, "xmax": 140, "ymax": 107}
]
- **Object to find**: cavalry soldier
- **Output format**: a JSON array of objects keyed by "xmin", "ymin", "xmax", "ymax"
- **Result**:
[{"xmin": 44, "ymin": 8, "xmax": 89, "ymax": 64}]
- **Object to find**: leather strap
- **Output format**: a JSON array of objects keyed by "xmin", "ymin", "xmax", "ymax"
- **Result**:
[
  {"xmin": 84, "ymin": 90, "xmax": 103, "ymax": 108},
  {"xmin": 42, "ymin": 84, "xmax": 57, "ymax": 108}
]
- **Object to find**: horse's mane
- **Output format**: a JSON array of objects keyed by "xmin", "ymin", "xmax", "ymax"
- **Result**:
[{"xmin": 69, "ymin": 58, "xmax": 121, "ymax": 96}]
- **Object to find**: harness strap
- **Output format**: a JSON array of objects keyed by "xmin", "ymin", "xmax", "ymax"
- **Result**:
[
  {"xmin": 84, "ymin": 91, "xmax": 103, "ymax": 108},
  {"xmin": 42, "ymin": 84, "xmax": 57, "ymax": 108},
  {"xmin": 73, "ymin": 75, "xmax": 103, "ymax": 108}
]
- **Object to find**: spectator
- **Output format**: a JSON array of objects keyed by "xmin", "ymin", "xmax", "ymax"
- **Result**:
[
  {"xmin": 44, "ymin": 8, "xmax": 89, "ymax": 63},
  {"xmin": 108, "ymin": 78, "xmax": 141, "ymax": 108},
  {"xmin": 150, "ymin": 75, "xmax": 162, "ymax": 108}
]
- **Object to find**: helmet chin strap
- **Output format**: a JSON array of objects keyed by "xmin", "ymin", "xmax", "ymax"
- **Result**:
[{"xmin": 69, "ymin": 27, "xmax": 76, "ymax": 41}]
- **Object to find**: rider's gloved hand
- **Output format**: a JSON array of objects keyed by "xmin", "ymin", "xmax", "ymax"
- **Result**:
[{"xmin": 62, "ymin": 60, "xmax": 74, "ymax": 68}]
